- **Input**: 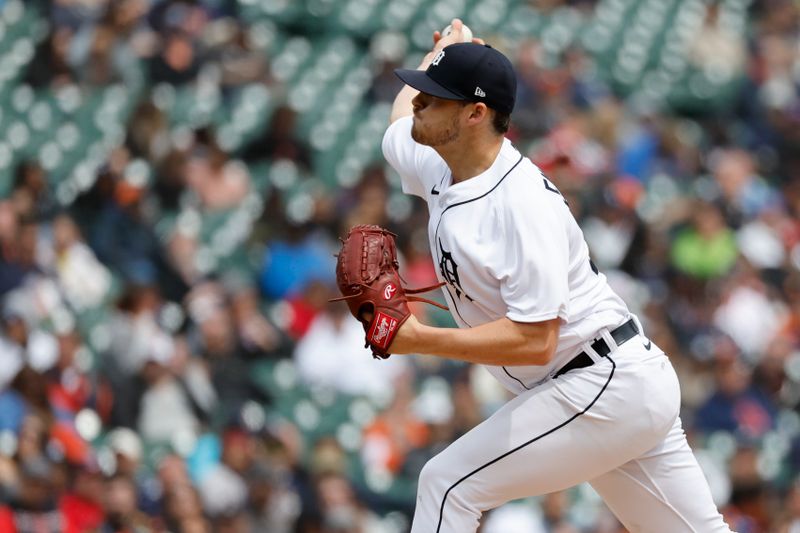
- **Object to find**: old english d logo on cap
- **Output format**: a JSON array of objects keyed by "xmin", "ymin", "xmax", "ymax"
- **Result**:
[{"xmin": 393, "ymin": 42, "xmax": 517, "ymax": 115}]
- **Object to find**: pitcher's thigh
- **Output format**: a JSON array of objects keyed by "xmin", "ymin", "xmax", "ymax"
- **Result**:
[
  {"xmin": 412, "ymin": 363, "xmax": 652, "ymax": 533},
  {"xmin": 589, "ymin": 418, "xmax": 732, "ymax": 533}
]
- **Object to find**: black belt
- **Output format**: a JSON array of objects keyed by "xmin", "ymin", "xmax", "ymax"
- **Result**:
[{"xmin": 553, "ymin": 319, "xmax": 639, "ymax": 379}]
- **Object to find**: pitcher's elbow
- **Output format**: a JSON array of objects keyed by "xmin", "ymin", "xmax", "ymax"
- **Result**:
[{"xmin": 531, "ymin": 328, "xmax": 559, "ymax": 366}]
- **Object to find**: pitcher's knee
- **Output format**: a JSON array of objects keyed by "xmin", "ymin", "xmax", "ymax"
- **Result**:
[
  {"xmin": 417, "ymin": 454, "xmax": 483, "ymax": 516},
  {"xmin": 418, "ymin": 455, "xmax": 451, "ymax": 497}
]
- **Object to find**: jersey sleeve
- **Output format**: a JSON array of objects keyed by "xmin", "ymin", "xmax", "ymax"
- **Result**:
[
  {"xmin": 381, "ymin": 116, "xmax": 440, "ymax": 198},
  {"xmin": 492, "ymin": 189, "xmax": 571, "ymax": 323}
]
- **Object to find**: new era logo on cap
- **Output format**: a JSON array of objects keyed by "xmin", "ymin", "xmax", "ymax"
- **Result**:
[{"xmin": 394, "ymin": 42, "xmax": 516, "ymax": 115}]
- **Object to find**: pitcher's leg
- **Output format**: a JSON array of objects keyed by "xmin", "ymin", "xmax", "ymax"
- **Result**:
[
  {"xmin": 590, "ymin": 416, "xmax": 732, "ymax": 533},
  {"xmin": 411, "ymin": 357, "xmax": 661, "ymax": 533}
]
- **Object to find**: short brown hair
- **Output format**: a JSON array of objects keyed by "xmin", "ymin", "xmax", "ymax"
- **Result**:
[{"xmin": 492, "ymin": 110, "xmax": 511, "ymax": 134}]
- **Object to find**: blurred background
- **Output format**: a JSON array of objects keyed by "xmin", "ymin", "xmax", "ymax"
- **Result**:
[{"xmin": 0, "ymin": 0, "xmax": 799, "ymax": 531}]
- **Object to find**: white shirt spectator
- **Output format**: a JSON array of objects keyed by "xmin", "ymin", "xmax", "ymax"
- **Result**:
[
  {"xmin": 293, "ymin": 310, "xmax": 407, "ymax": 397},
  {"xmin": 0, "ymin": 336, "xmax": 24, "ymax": 391},
  {"xmin": 713, "ymin": 284, "xmax": 786, "ymax": 362},
  {"xmin": 137, "ymin": 377, "xmax": 199, "ymax": 442}
]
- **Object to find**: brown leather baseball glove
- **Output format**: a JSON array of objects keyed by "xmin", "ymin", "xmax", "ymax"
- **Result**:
[{"xmin": 330, "ymin": 225, "xmax": 446, "ymax": 359}]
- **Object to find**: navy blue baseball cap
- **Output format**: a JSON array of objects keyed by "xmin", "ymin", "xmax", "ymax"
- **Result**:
[{"xmin": 395, "ymin": 42, "xmax": 517, "ymax": 115}]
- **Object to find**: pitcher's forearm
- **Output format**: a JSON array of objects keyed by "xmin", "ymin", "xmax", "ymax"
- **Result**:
[{"xmin": 392, "ymin": 316, "xmax": 560, "ymax": 366}]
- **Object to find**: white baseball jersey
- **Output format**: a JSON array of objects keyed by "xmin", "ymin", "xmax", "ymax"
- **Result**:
[{"xmin": 382, "ymin": 116, "xmax": 629, "ymax": 392}]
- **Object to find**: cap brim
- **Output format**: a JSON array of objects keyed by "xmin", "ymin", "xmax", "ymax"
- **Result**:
[{"xmin": 394, "ymin": 69, "xmax": 465, "ymax": 100}]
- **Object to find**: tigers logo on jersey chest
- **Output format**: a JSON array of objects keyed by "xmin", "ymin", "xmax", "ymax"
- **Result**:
[{"xmin": 438, "ymin": 239, "xmax": 473, "ymax": 301}]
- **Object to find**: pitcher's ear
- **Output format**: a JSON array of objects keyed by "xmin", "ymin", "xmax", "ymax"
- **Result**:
[{"xmin": 466, "ymin": 102, "xmax": 489, "ymax": 124}]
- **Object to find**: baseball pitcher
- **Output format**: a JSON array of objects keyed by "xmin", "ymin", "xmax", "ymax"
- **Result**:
[{"xmin": 334, "ymin": 19, "xmax": 733, "ymax": 533}]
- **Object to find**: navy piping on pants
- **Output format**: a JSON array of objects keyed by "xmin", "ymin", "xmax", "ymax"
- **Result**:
[
  {"xmin": 502, "ymin": 367, "xmax": 530, "ymax": 390},
  {"xmin": 434, "ymin": 356, "xmax": 617, "ymax": 532}
]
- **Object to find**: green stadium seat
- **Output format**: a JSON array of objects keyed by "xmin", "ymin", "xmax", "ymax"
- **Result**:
[
  {"xmin": 271, "ymin": 36, "xmax": 314, "ymax": 84},
  {"xmin": 382, "ymin": 0, "xmax": 425, "ymax": 32}
]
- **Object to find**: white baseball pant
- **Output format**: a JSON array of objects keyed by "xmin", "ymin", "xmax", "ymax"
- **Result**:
[{"xmin": 410, "ymin": 335, "xmax": 733, "ymax": 533}]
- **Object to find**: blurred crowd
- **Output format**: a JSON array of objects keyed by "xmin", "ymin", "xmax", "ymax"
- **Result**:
[{"xmin": 1, "ymin": 0, "xmax": 800, "ymax": 532}]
